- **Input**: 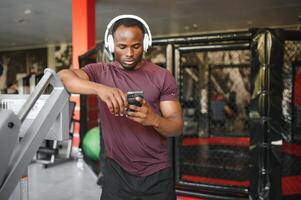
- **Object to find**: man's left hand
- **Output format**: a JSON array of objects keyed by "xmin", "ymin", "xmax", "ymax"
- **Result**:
[{"xmin": 126, "ymin": 97, "xmax": 159, "ymax": 127}]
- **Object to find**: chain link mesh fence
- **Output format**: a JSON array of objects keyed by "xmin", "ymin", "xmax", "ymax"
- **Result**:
[
  {"xmin": 282, "ymin": 40, "xmax": 301, "ymax": 197},
  {"xmin": 179, "ymin": 49, "xmax": 251, "ymax": 188}
]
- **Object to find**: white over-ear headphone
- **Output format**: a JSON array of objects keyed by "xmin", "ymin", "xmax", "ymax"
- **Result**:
[{"xmin": 104, "ymin": 14, "xmax": 152, "ymax": 54}]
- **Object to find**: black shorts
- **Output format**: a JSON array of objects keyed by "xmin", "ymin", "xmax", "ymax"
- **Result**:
[{"xmin": 100, "ymin": 158, "xmax": 176, "ymax": 200}]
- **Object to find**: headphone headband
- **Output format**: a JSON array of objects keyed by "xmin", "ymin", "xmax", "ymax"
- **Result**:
[{"xmin": 104, "ymin": 14, "xmax": 152, "ymax": 53}]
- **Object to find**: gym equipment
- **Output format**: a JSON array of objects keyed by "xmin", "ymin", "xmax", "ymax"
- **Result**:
[
  {"xmin": 2, "ymin": 71, "xmax": 73, "ymax": 167},
  {"xmin": 82, "ymin": 127, "xmax": 100, "ymax": 161},
  {"xmin": 0, "ymin": 68, "xmax": 69, "ymax": 200},
  {"xmin": 104, "ymin": 14, "xmax": 152, "ymax": 53},
  {"xmin": 34, "ymin": 101, "xmax": 75, "ymax": 167},
  {"xmin": 0, "ymin": 94, "xmax": 69, "ymax": 140}
]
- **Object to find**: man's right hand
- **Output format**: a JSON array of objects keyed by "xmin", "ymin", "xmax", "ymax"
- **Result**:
[{"xmin": 97, "ymin": 85, "xmax": 128, "ymax": 116}]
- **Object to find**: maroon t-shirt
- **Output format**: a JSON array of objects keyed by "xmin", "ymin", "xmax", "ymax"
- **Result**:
[{"xmin": 83, "ymin": 61, "xmax": 179, "ymax": 176}]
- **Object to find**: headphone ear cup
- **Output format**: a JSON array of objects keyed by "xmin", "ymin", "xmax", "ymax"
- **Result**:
[
  {"xmin": 143, "ymin": 34, "xmax": 149, "ymax": 52},
  {"xmin": 107, "ymin": 34, "xmax": 115, "ymax": 53}
]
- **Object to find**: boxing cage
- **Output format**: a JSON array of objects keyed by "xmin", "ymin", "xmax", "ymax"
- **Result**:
[{"xmin": 78, "ymin": 28, "xmax": 301, "ymax": 200}]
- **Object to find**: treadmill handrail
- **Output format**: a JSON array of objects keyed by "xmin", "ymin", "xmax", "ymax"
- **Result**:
[{"xmin": 17, "ymin": 68, "xmax": 65, "ymax": 122}]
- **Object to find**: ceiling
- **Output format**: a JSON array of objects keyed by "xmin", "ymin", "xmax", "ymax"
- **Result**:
[{"xmin": 0, "ymin": 0, "xmax": 301, "ymax": 50}]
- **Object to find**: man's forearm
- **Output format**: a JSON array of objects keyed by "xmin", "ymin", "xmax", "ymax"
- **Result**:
[
  {"xmin": 152, "ymin": 115, "xmax": 183, "ymax": 137},
  {"xmin": 58, "ymin": 69, "xmax": 100, "ymax": 95}
]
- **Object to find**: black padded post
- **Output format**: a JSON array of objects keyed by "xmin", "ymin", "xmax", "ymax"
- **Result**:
[{"xmin": 249, "ymin": 29, "xmax": 284, "ymax": 200}]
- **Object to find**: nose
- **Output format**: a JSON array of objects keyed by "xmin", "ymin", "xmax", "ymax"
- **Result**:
[{"xmin": 126, "ymin": 47, "xmax": 134, "ymax": 57}]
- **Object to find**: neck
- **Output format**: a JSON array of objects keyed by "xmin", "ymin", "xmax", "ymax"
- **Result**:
[{"xmin": 134, "ymin": 60, "xmax": 145, "ymax": 70}]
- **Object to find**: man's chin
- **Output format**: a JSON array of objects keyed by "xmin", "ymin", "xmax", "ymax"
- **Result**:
[
  {"xmin": 118, "ymin": 59, "xmax": 143, "ymax": 71},
  {"xmin": 121, "ymin": 64, "xmax": 136, "ymax": 71},
  {"xmin": 122, "ymin": 65, "xmax": 136, "ymax": 71}
]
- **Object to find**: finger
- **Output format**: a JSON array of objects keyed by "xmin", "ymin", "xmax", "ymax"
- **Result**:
[
  {"xmin": 115, "ymin": 93, "xmax": 125, "ymax": 115},
  {"xmin": 127, "ymin": 109, "xmax": 145, "ymax": 119},
  {"xmin": 110, "ymin": 96, "xmax": 120, "ymax": 115},
  {"xmin": 117, "ymin": 91, "xmax": 127, "ymax": 115},
  {"xmin": 105, "ymin": 100, "xmax": 114, "ymax": 114},
  {"xmin": 128, "ymin": 104, "xmax": 139, "ymax": 112},
  {"xmin": 120, "ymin": 91, "xmax": 128, "ymax": 108},
  {"xmin": 126, "ymin": 115, "xmax": 141, "ymax": 123},
  {"xmin": 140, "ymin": 98, "xmax": 146, "ymax": 106},
  {"xmin": 135, "ymin": 96, "xmax": 144, "ymax": 105},
  {"xmin": 126, "ymin": 111, "xmax": 144, "ymax": 121}
]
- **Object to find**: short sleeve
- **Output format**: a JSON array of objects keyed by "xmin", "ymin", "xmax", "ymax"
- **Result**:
[
  {"xmin": 82, "ymin": 63, "xmax": 103, "ymax": 83},
  {"xmin": 160, "ymin": 71, "xmax": 179, "ymax": 101}
]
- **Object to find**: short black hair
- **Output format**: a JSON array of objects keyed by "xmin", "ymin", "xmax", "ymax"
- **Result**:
[{"xmin": 111, "ymin": 18, "xmax": 145, "ymax": 36}]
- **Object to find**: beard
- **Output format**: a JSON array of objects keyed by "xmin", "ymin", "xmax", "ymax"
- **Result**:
[
  {"xmin": 121, "ymin": 63, "xmax": 137, "ymax": 71},
  {"xmin": 119, "ymin": 54, "xmax": 143, "ymax": 71}
]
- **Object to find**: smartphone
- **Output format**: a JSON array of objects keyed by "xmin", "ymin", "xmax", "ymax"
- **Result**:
[{"xmin": 127, "ymin": 91, "xmax": 144, "ymax": 107}]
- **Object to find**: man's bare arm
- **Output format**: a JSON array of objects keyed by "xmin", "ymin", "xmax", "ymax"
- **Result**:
[
  {"xmin": 58, "ymin": 69, "xmax": 128, "ymax": 115},
  {"xmin": 127, "ymin": 99, "xmax": 183, "ymax": 137},
  {"xmin": 152, "ymin": 101, "xmax": 183, "ymax": 137},
  {"xmin": 58, "ymin": 69, "xmax": 99, "ymax": 95}
]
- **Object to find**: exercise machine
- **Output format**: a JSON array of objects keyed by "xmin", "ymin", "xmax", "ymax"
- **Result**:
[{"xmin": 0, "ymin": 68, "xmax": 69, "ymax": 200}]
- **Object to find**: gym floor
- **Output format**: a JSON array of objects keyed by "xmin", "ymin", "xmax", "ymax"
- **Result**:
[{"xmin": 28, "ymin": 160, "xmax": 102, "ymax": 200}]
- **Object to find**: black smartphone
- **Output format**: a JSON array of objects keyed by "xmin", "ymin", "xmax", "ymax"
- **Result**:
[{"xmin": 127, "ymin": 91, "xmax": 144, "ymax": 107}]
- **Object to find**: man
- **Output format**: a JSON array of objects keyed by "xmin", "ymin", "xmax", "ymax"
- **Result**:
[
  {"xmin": 210, "ymin": 92, "xmax": 235, "ymax": 132},
  {"xmin": 59, "ymin": 15, "xmax": 183, "ymax": 200}
]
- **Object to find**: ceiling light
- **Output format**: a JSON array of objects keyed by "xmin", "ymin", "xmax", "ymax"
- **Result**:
[
  {"xmin": 184, "ymin": 26, "xmax": 190, "ymax": 31},
  {"xmin": 24, "ymin": 9, "xmax": 32, "ymax": 15}
]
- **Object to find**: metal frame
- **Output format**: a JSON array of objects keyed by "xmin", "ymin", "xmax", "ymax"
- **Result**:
[
  {"xmin": 0, "ymin": 68, "xmax": 69, "ymax": 199},
  {"xmin": 176, "ymin": 189, "xmax": 248, "ymax": 200},
  {"xmin": 152, "ymin": 31, "xmax": 251, "ymax": 45},
  {"xmin": 174, "ymin": 42, "xmax": 251, "ymax": 199}
]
